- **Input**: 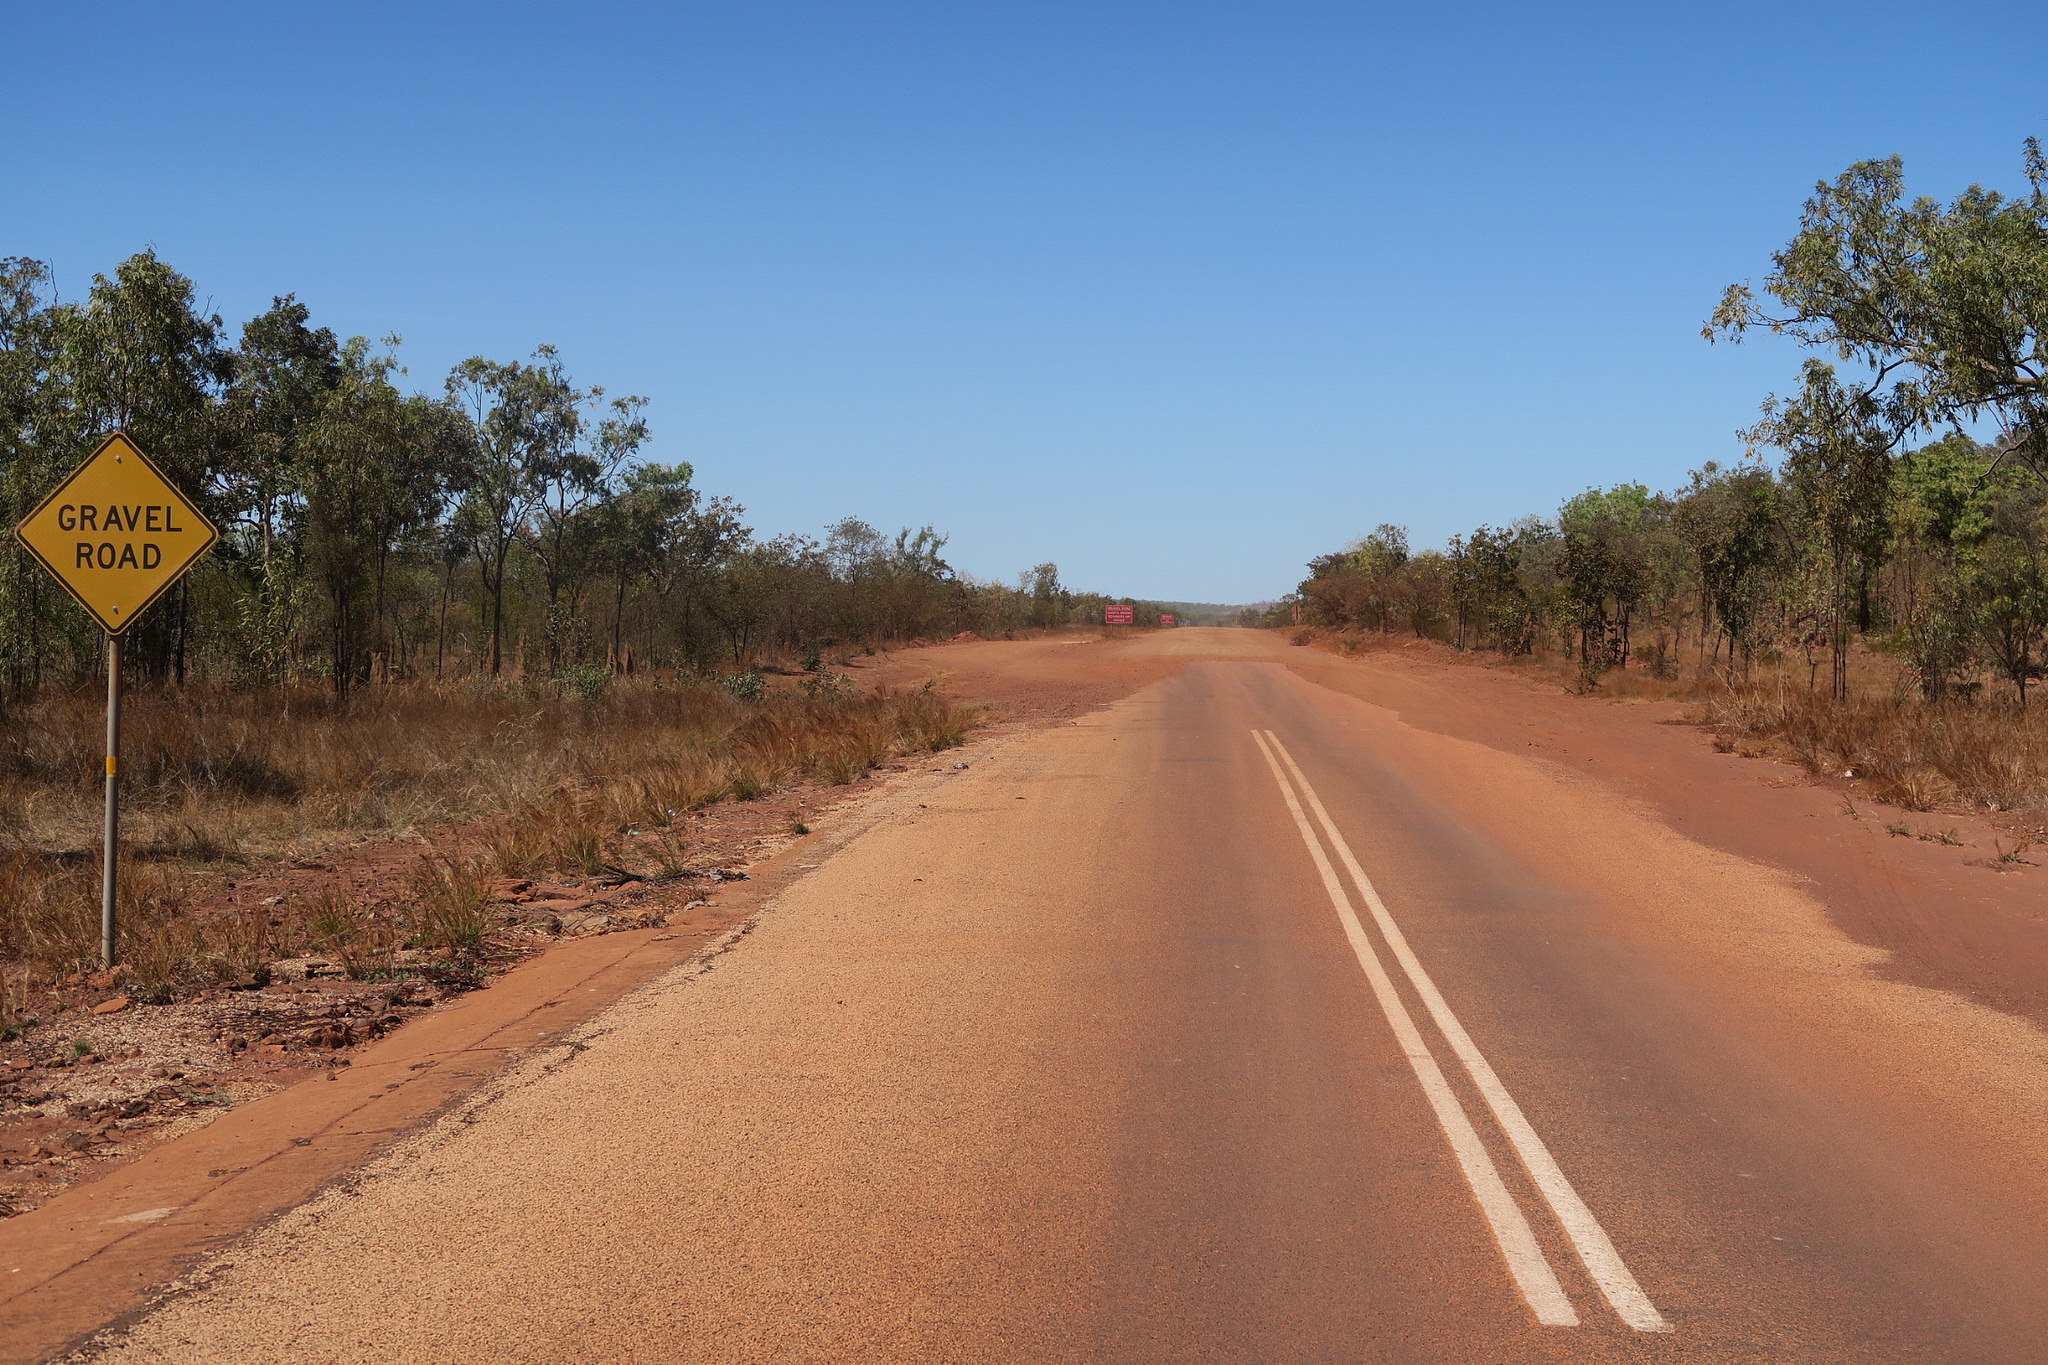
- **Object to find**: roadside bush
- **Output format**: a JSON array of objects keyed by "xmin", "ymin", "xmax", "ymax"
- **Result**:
[
  {"xmin": 553, "ymin": 660, "xmax": 613, "ymax": 703},
  {"xmin": 719, "ymin": 670, "xmax": 765, "ymax": 702}
]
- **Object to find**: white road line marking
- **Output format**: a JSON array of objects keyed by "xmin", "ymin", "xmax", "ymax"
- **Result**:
[
  {"xmin": 1249, "ymin": 729, "xmax": 1579, "ymax": 1328},
  {"xmin": 1264, "ymin": 731, "xmax": 1672, "ymax": 1334}
]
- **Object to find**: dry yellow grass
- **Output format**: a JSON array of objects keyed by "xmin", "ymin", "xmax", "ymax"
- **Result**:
[
  {"xmin": 1293, "ymin": 626, "xmax": 2047, "ymax": 819},
  {"xmin": 1694, "ymin": 683, "xmax": 2047, "ymax": 816},
  {"xmin": 0, "ymin": 674, "xmax": 976, "ymax": 1002}
]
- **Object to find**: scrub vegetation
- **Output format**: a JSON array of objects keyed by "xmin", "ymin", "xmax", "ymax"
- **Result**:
[
  {"xmin": 0, "ymin": 250, "xmax": 1035, "ymax": 999},
  {"xmin": 1283, "ymin": 142, "xmax": 2048, "ymax": 817}
]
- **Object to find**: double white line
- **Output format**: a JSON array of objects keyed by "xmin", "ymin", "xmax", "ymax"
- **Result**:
[{"xmin": 1250, "ymin": 728, "xmax": 1669, "ymax": 1333}]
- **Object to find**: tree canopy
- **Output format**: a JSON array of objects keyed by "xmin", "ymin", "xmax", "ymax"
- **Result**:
[{"xmin": 0, "ymin": 251, "xmax": 1144, "ymax": 697}]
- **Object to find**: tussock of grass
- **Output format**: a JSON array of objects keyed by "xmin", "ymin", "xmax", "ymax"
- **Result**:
[
  {"xmin": 1695, "ymin": 683, "xmax": 2048, "ymax": 815},
  {"xmin": 0, "ymin": 850, "xmax": 272, "ymax": 1001},
  {"xmin": 409, "ymin": 856, "xmax": 491, "ymax": 955},
  {"xmin": 0, "ymin": 675, "xmax": 978, "ymax": 992}
]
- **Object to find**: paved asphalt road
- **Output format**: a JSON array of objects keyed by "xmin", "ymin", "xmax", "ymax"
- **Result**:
[{"xmin": 83, "ymin": 633, "xmax": 2048, "ymax": 1362}]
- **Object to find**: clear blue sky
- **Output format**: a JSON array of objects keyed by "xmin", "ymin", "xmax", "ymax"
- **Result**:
[{"xmin": 7, "ymin": 1, "xmax": 2043, "ymax": 603}]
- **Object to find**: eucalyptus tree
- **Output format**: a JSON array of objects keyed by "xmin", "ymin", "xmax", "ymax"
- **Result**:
[
  {"xmin": 1026, "ymin": 562, "xmax": 1063, "ymax": 629},
  {"xmin": 1298, "ymin": 551, "xmax": 1360, "ymax": 629},
  {"xmin": 815, "ymin": 521, "xmax": 956, "ymax": 642},
  {"xmin": 707, "ymin": 534, "xmax": 825, "ymax": 664},
  {"xmin": 598, "ymin": 461, "xmax": 705, "ymax": 667},
  {"xmin": 510, "ymin": 348, "xmax": 648, "ymax": 666},
  {"xmin": 296, "ymin": 339, "xmax": 461, "ymax": 691},
  {"xmin": 1556, "ymin": 537, "xmax": 1637, "ymax": 684},
  {"xmin": 1673, "ymin": 462, "xmax": 1784, "ymax": 676},
  {"xmin": 824, "ymin": 517, "xmax": 888, "ymax": 640},
  {"xmin": 50, "ymin": 250, "xmax": 230, "ymax": 490},
  {"xmin": 1449, "ymin": 525, "xmax": 1529, "ymax": 653},
  {"xmin": 882, "ymin": 525, "xmax": 956, "ymax": 640},
  {"xmin": 3, "ymin": 249, "xmax": 1120, "ymax": 689},
  {"xmin": 0, "ymin": 258, "xmax": 63, "ymax": 695},
  {"xmin": 0, "ymin": 258, "xmax": 58, "ymax": 471},
  {"xmin": 1892, "ymin": 433, "xmax": 1989, "ymax": 697},
  {"xmin": 447, "ymin": 351, "xmax": 562, "ymax": 675},
  {"xmin": 381, "ymin": 391, "xmax": 476, "ymax": 672},
  {"xmin": 825, "ymin": 517, "xmax": 887, "ymax": 579},
  {"xmin": 220, "ymin": 297, "xmax": 340, "ymax": 568},
  {"xmin": 1402, "ymin": 549, "xmax": 1453, "ymax": 640},
  {"xmin": 1444, "ymin": 533, "xmax": 1474, "ymax": 648},
  {"xmin": 1764, "ymin": 361, "xmax": 1898, "ymax": 699},
  {"xmin": 652, "ymin": 492, "xmax": 747, "ymax": 667},
  {"xmin": 432, "ymin": 520, "xmax": 473, "ymax": 680},
  {"xmin": 50, "ymin": 251, "xmax": 232, "ymax": 681},
  {"xmin": 1350, "ymin": 524, "xmax": 1409, "ymax": 633},
  {"xmin": 215, "ymin": 297, "xmax": 341, "ymax": 678},
  {"xmin": 1970, "ymin": 497, "xmax": 2048, "ymax": 706},
  {"xmin": 1709, "ymin": 143, "xmax": 2048, "ymax": 473},
  {"xmin": 1557, "ymin": 485, "xmax": 1662, "ymax": 677},
  {"xmin": 1894, "ymin": 433, "xmax": 2048, "ymax": 704}
]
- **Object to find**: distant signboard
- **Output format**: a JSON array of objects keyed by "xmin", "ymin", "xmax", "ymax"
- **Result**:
[
  {"xmin": 1160, "ymin": 614, "xmax": 1176, "ymax": 626},
  {"xmin": 1105, "ymin": 604, "xmax": 1135, "ymax": 625}
]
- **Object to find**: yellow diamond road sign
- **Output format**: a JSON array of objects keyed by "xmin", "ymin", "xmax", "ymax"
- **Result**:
[{"xmin": 14, "ymin": 432, "xmax": 218, "ymax": 636}]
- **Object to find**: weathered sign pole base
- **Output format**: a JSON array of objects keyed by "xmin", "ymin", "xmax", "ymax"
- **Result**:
[{"xmin": 102, "ymin": 634, "xmax": 121, "ymax": 970}]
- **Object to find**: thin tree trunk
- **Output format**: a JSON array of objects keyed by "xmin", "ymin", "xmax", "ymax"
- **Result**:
[
  {"xmin": 373, "ymin": 545, "xmax": 391, "ymax": 683},
  {"xmin": 332, "ymin": 582, "xmax": 349, "ymax": 698},
  {"xmin": 485, "ymin": 544, "xmax": 508, "ymax": 676},
  {"xmin": 435, "ymin": 559, "xmax": 453, "ymax": 682},
  {"xmin": 612, "ymin": 571, "xmax": 628, "ymax": 671}
]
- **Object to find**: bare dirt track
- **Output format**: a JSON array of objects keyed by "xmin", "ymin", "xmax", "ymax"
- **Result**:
[{"xmin": 14, "ymin": 628, "xmax": 2048, "ymax": 1363}]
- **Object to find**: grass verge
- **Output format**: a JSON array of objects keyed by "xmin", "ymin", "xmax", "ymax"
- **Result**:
[
  {"xmin": 1692, "ymin": 683, "xmax": 2048, "ymax": 816},
  {"xmin": 1292, "ymin": 626, "xmax": 2048, "ymax": 818},
  {"xmin": 0, "ymin": 674, "xmax": 975, "ymax": 996}
]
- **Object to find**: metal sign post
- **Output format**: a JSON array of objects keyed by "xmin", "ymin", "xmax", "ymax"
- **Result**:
[
  {"xmin": 102, "ymin": 636, "xmax": 121, "ymax": 968},
  {"xmin": 14, "ymin": 432, "xmax": 217, "ymax": 968}
]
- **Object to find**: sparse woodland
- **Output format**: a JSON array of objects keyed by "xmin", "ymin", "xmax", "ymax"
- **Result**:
[
  {"xmin": 0, "ymin": 251, "xmax": 1136, "ymax": 698},
  {"xmin": 1289, "ymin": 144, "xmax": 2048, "ymax": 817},
  {"xmin": 0, "ymin": 250, "xmax": 1156, "ymax": 999}
]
